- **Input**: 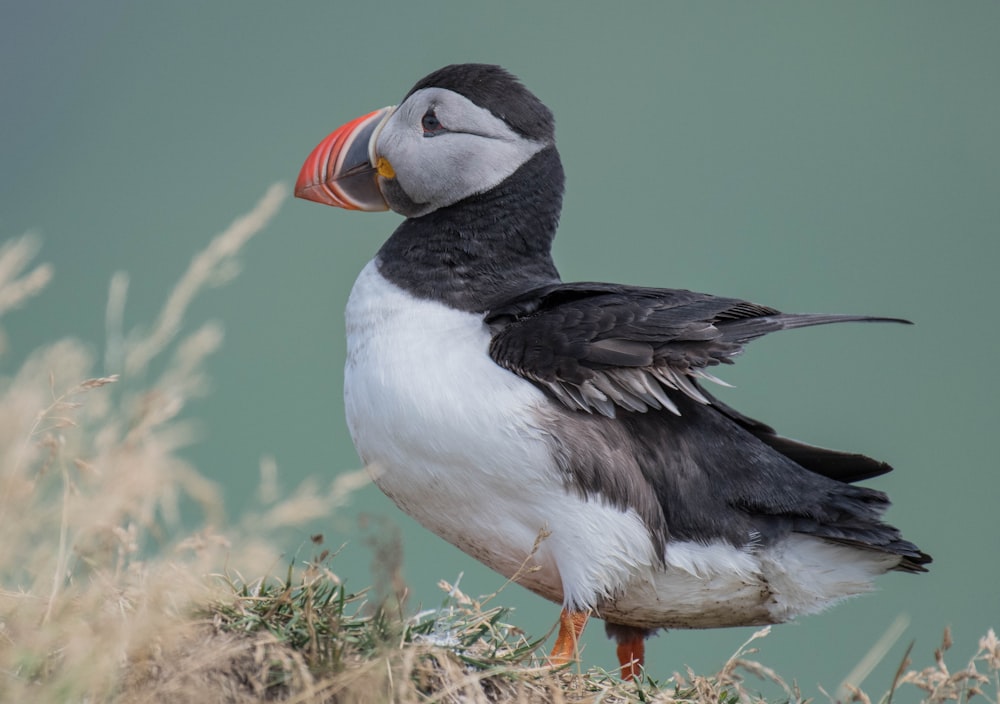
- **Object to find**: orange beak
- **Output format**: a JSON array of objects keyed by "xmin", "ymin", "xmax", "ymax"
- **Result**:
[{"xmin": 294, "ymin": 106, "xmax": 395, "ymax": 211}]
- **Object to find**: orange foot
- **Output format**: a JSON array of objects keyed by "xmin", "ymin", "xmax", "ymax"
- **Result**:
[
  {"xmin": 616, "ymin": 634, "xmax": 645, "ymax": 681},
  {"xmin": 548, "ymin": 608, "xmax": 590, "ymax": 666}
]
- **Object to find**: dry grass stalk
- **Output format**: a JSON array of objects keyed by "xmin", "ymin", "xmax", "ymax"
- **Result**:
[
  {"xmin": 891, "ymin": 627, "xmax": 997, "ymax": 704},
  {"xmin": 124, "ymin": 182, "xmax": 286, "ymax": 377},
  {"xmin": 0, "ymin": 234, "xmax": 53, "ymax": 319},
  {"xmin": 838, "ymin": 614, "xmax": 912, "ymax": 700},
  {"xmin": 0, "ymin": 185, "xmax": 333, "ymax": 702}
]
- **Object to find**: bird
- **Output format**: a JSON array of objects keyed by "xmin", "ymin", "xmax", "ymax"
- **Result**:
[{"xmin": 294, "ymin": 63, "xmax": 930, "ymax": 680}]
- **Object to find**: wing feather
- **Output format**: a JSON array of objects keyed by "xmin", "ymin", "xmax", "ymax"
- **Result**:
[{"xmin": 486, "ymin": 281, "xmax": 909, "ymax": 418}]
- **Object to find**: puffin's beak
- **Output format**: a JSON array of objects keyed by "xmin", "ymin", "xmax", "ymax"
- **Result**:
[{"xmin": 295, "ymin": 106, "xmax": 395, "ymax": 210}]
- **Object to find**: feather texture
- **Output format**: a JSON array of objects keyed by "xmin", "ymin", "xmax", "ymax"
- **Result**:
[{"xmin": 487, "ymin": 282, "xmax": 910, "ymax": 418}]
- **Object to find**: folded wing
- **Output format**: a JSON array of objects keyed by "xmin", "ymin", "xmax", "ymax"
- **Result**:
[{"xmin": 487, "ymin": 281, "xmax": 907, "ymax": 419}]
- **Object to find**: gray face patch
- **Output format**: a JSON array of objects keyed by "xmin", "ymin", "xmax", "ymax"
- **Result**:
[{"xmin": 375, "ymin": 88, "xmax": 549, "ymax": 217}]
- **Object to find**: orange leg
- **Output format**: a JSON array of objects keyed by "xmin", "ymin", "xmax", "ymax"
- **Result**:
[
  {"xmin": 548, "ymin": 608, "xmax": 590, "ymax": 666},
  {"xmin": 616, "ymin": 635, "xmax": 645, "ymax": 681}
]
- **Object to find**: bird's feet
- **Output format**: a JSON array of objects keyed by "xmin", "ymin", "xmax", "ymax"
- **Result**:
[
  {"xmin": 548, "ymin": 608, "xmax": 590, "ymax": 667},
  {"xmin": 616, "ymin": 635, "xmax": 645, "ymax": 681}
]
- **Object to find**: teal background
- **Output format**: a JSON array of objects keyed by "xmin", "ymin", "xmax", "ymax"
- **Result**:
[{"xmin": 3, "ymin": 1, "xmax": 998, "ymax": 696}]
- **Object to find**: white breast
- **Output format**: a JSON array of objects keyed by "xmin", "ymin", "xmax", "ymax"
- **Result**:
[{"xmin": 344, "ymin": 260, "xmax": 658, "ymax": 610}]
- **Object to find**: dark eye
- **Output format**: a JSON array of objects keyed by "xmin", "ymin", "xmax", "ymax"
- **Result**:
[{"xmin": 421, "ymin": 110, "xmax": 444, "ymax": 135}]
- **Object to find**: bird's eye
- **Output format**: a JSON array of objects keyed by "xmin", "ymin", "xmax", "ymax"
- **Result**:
[{"xmin": 421, "ymin": 110, "xmax": 444, "ymax": 135}]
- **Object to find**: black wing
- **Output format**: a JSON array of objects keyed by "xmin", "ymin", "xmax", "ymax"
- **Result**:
[{"xmin": 486, "ymin": 281, "xmax": 907, "ymax": 419}]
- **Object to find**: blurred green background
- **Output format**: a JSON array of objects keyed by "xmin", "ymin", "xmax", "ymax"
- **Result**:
[{"xmin": 3, "ymin": 1, "xmax": 997, "ymax": 696}]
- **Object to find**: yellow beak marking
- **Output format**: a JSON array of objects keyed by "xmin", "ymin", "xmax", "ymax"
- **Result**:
[{"xmin": 376, "ymin": 157, "xmax": 396, "ymax": 179}]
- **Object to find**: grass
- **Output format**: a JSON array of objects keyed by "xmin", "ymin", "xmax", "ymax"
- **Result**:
[{"xmin": 0, "ymin": 185, "xmax": 996, "ymax": 702}]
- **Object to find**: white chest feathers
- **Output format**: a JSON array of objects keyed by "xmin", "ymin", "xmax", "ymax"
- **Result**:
[{"xmin": 343, "ymin": 260, "xmax": 658, "ymax": 610}]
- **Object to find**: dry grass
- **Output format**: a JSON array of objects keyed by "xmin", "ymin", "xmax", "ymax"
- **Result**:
[{"xmin": 0, "ymin": 187, "xmax": 995, "ymax": 703}]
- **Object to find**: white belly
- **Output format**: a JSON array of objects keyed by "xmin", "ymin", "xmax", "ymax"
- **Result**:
[
  {"xmin": 343, "ymin": 260, "xmax": 898, "ymax": 625},
  {"xmin": 602, "ymin": 535, "xmax": 900, "ymax": 628}
]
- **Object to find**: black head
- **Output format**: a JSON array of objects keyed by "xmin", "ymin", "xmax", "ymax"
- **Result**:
[{"xmin": 404, "ymin": 63, "xmax": 555, "ymax": 143}]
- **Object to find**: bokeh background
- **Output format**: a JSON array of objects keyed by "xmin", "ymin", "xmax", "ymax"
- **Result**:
[{"xmin": 3, "ymin": 1, "xmax": 997, "ymax": 696}]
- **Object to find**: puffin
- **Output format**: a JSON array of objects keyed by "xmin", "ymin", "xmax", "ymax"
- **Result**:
[{"xmin": 294, "ymin": 63, "xmax": 930, "ymax": 680}]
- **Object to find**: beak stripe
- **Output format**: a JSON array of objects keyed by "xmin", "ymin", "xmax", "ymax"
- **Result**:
[
  {"xmin": 295, "ymin": 107, "xmax": 395, "ymax": 211},
  {"xmin": 318, "ymin": 127, "xmax": 347, "ymax": 206}
]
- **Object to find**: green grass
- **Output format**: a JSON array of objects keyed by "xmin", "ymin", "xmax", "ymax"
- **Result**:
[{"xmin": 1, "ymin": 187, "xmax": 996, "ymax": 703}]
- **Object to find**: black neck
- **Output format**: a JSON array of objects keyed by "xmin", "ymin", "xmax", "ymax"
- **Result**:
[{"xmin": 376, "ymin": 146, "xmax": 564, "ymax": 312}]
